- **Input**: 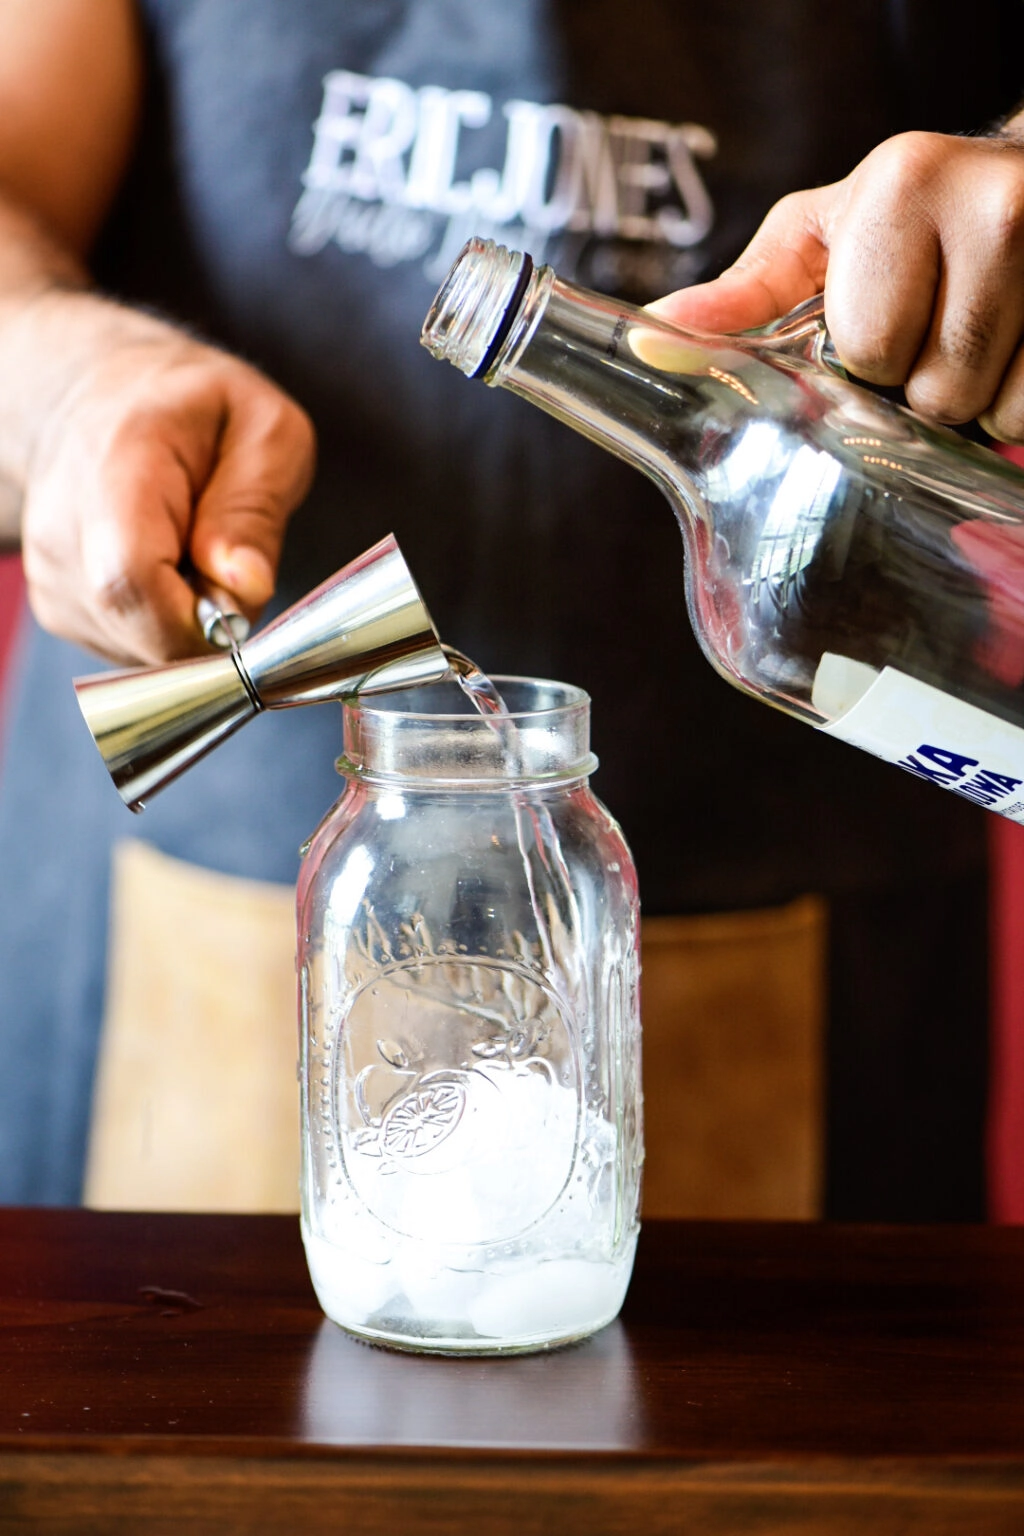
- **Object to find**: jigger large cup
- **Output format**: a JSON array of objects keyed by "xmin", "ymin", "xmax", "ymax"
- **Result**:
[{"xmin": 74, "ymin": 533, "xmax": 449, "ymax": 811}]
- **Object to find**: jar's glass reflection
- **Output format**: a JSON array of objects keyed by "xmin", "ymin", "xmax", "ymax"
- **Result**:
[{"xmin": 300, "ymin": 1316, "xmax": 645, "ymax": 1449}]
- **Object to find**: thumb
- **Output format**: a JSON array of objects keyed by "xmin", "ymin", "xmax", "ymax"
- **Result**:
[
  {"xmin": 188, "ymin": 379, "xmax": 315, "ymax": 619},
  {"xmin": 201, "ymin": 539, "xmax": 277, "ymax": 615},
  {"xmin": 646, "ymin": 185, "xmax": 836, "ymax": 334}
]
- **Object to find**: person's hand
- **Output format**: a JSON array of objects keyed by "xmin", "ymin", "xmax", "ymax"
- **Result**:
[
  {"xmin": 647, "ymin": 126, "xmax": 1024, "ymax": 442},
  {"xmin": 19, "ymin": 292, "xmax": 315, "ymax": 664}
]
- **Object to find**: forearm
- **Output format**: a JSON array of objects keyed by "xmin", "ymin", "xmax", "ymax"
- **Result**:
[
  {"xmin": 0, "ymin": 188, "xmax": 161, "ymax": 546},
  {"xmin": 0, "ymin": 195, "xmax": 78, "ymax": 540},
  {"xmin": 0, "ymin": 191, "xmax": 87, "ymax": 544}
]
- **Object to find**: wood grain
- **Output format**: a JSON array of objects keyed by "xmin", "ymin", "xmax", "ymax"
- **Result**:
[
  {"xmin": 3, "ymin": 1212, "xmax": 1024, "ymax": 1532},
  {"xmin": 4, "ymin": 1455, "xmax": 1024, "ymax": 1535}
]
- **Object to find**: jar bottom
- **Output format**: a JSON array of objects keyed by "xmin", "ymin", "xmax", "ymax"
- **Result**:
[
  {"xmin": 302, "ymin": 1224, "xmax": 637, "ymax": 1357},
  {"xmin": 334, "ymin": 1317, "xmax": 615, "ymax": 1357}
]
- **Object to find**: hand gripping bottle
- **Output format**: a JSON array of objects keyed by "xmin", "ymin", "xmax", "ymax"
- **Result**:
[{"xmin": 423, "ymin": 238, "xmax": 1024, "ymax": 822}]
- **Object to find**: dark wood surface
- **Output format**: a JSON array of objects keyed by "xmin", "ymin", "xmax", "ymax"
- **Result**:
[{"xmin": 3, "ymin": 1210, "xmax": 1024, "ymax": 1532}]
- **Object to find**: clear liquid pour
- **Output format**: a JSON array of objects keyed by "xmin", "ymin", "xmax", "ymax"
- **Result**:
[{"xmin": 442, "ymin": 646, "xmax": 582, "ymax": 1004}]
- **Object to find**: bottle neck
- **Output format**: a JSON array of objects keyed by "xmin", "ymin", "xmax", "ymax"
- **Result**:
[
  {"xmin": 491, "ymin": 268, "xmax": 700, "ymax": 487},
  {"xmin": 422, "ymin": 238, "xmax": 755, "ymax": 514}
]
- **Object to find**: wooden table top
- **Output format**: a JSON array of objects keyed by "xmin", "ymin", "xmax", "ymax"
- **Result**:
[{"xmin": 2, "ymin": 1209, "xmax": 1024, "ymax": 1533}]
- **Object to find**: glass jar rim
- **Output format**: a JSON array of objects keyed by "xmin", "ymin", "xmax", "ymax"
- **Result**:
[{"xmin": 339, "ymin": 675, "xmax": 597, "ymax": 787}]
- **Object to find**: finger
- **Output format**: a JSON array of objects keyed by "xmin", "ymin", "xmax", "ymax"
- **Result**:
[
  {"xmin": 979, "ymin": 341, "xmax": 1024, "ymax": 443},
  {"xmin": 30, "ymin": 519, "xmax": 202, "ymax": 665},
  {"xmin": 822, "ymin": 135, "xmax": 945, "ymax": 386},
  {"xmin": 76, "ymin": 434, "xmax": 208, "ymax": 662},
  {"xmin": 81, "ymin": 508, "xmax": 205, "ymax": 661},
  {"xmin": 904, "ymin": 178, "xmax": 1024, "ymax": 423},
  {"xmin": 646, "ymin": 186, "xmax": 833, "ymax": 333},
  {"xmin": 188, "ymin": 378, "xmax": 315, "ymax": 621},
  {"xmin": 905, "ymin": 266, "xmax": 1024, "ymax": 425},
  {"xmin": 176, "ymin": 556, "xmax": 249, "ymax": 644}
]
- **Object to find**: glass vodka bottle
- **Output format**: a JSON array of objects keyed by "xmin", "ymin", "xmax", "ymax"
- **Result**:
[{"xmin": 422, "ymin": 238, "xmax": 1024, "ymax": 823}]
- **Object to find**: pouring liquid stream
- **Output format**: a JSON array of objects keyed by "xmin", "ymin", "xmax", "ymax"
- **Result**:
[{"xmin": 442, "ymin": 646, "xmax": 581, "ymax": 1002}]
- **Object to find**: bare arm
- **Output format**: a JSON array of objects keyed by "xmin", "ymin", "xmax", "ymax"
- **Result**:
[
  {"xmin": 0, "ymin": 0, "xmax": 132, "ymax": 545},
  {"xmin": 650, "ymin": 113, "xmax": 1024, "ymax": 443},
  {"xmin": 0, "ymin": 203, "xmax": 86, "ymax": 545},
  {"xmin": 0, "ymin": 0, "xmax": 315, "ymax": 663}
]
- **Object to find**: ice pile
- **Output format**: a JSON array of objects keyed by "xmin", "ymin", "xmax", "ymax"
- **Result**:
[
  {"xmin": 303, "ymin": 1228, "xmax": 634, "ymax": 1348},
  {"xmin": 303, "ymin": 1086, "xmax": 634, "ymax": 1349},
  {"xmin": 345, "ymin": 1062, "xmax": 579, "ymax": 1246}
]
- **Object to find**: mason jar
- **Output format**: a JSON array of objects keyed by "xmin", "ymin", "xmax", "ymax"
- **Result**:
[{"xmin": 296, "ymin": 676, "xmax": 642, "ymax": 1354}]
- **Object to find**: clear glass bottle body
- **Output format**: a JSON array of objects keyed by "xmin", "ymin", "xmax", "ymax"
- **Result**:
[
  {"xmin": 297, "ymin": 678, "xmax": 642, "ymax": 1354},
  {"xmin": 423, "ymin": 240, "xmax": 1024, "ymax": 820}
]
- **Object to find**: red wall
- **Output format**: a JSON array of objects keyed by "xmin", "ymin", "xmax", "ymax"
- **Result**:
[
  {"xmin": 989, "ymin": 818, "xmax": 1024, "ymax": 1219},
  {"xmin": 0, "ymin": 554, "xmax": 23, "ymax": 715},
  {"xmin": 989, "ymin": 448, "xmax": 1024, "ymax": 1220}
]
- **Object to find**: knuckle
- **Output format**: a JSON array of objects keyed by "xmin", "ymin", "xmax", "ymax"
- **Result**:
[
  {"xmin": 847, "ymin": 132, "xmax": 956, "ymax": 242},
  {"xmin": 766, "ymin": 188, "xmax": 818, "ymax": 226},
  {"xmin": 273, "ymin": 398, "xmax": 315, "ymax": 460},
  {"xmin": 104, "ymin": 413, "xmax": 158, "ymax": 459},
  {"xmin": 256, "ymin": 396, "xmax": 317, "ymax": 500},
  {"xmin": 939, "ymin": 309, "xmax": 998, "ymax": 373},
  {"xmin": 292, "ymin": 402, "xmax": 317, "ymax": 455},
  {"xmin": 290, "ymin": 409, "xmax": 317, "ymax": 488},
  {"xmin": 750, "ymin": 188, "xmax": 827, "ymax": 254},
  {"xmin": 977, "ymin": 169, "xmax": 1024, "ymax": 253},
  {"xmin": 904, "ymin": 371, "xmax": 973, "ymax": 425},
  {"xmin": 830, "ymin": 316, "xmax": 903, "ymax": 381},
  {"xmin": 981, "ymin": 397, "xmax": 1024, "ymax": 444},
  {"xmin": 223, "ymin": 486, "xmax": 283, "ymax": 524},
  {"xmin": 93, "ymin": 570, "xmax": 145, "ymax": 619},
  {"xmin": 239, "ymin": 373, "xmax": 312, "ymax": 441},
  {"xmin": 862, "ymin": 130, "xmax": 948, "ymax": 192},
  {"xmin": 275, "ymin": 394, "xmax": 315, "ymax": 449}
]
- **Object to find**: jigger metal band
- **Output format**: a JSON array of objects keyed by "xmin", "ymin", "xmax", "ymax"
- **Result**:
[
  {"xmin": 229, "ymin": 648, "xmax": 265, "ymax": 714},
  {"xmin": 195, "ymin": 593, "xmax": 264, "ymax": 713}
]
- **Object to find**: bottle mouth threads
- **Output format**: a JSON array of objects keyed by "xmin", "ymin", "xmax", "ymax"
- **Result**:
[{"xmin": 420, "ymin": 237, "xmax": 533, "ymax": 378}]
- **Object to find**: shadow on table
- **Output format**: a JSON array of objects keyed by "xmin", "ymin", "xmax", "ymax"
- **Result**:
[{"xmin": 301, "ymin": 1316, "xmax": 646, "ymax": 1450}]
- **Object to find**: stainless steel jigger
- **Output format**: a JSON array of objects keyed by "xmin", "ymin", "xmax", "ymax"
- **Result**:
[{"xmin": 74, "ymin": 533, "xmax": 449, "ymax": 811}]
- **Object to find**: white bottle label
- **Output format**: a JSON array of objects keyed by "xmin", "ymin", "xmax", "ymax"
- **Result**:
[{"xmin": 815, "ymin": 657, "xmax": 1024, "ymax": 821}]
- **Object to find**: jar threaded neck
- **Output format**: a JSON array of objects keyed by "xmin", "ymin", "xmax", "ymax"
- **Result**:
[{"xmin": 339, "ymin": 677, "xmax": 596, "ymax": 787}]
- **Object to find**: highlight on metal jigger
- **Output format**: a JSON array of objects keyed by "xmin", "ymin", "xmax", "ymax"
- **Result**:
[{"xmin": 73, "ymin": 533, "xmax": 449, "ymax": 811}]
